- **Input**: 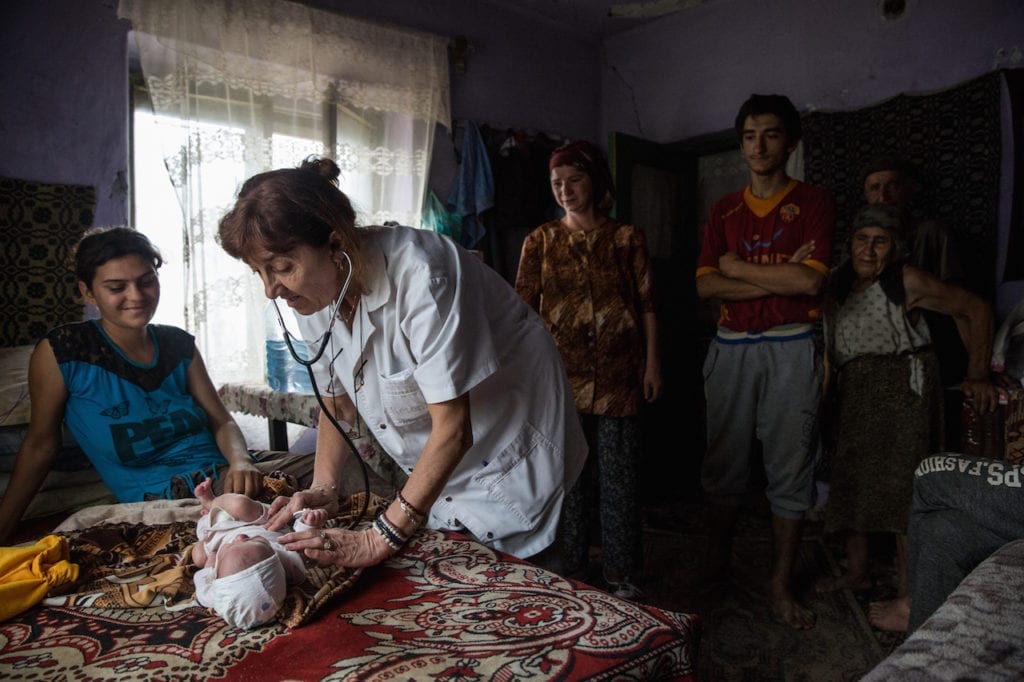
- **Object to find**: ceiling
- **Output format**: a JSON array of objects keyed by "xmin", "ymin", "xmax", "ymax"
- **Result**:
[{"xmin": 485, "ymin": 0, "xmax": 711, "ymax": 40}]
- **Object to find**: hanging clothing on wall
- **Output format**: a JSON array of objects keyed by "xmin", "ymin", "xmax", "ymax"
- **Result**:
[
  {"xmin": 447, "ymin": 120, "xmax": 494, "ymax": 248},
  {"xmin": 481, "ymin": 126, "xmax": 563, "ymax": 283},
  {"xmin": 423, "ymin": 190, "xmax": 463, "ymax": 241}
]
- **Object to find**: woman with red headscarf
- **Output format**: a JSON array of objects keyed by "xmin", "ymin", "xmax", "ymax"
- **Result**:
[{"xmin": 515, "ymin": 140, "xmax": 663, "ymax": 599}]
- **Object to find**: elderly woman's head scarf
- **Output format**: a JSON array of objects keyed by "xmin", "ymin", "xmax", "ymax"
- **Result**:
[
  {"xmin": 831, "ymin": 204, "xmax": 912, "ymax": 306},
  {"xmin": 549, "ymin": 140, "xmax": 616, "ymax": 214},
  {"xmin": 850, "ymin": 203, "xmax": 911, "ymax": 261}
]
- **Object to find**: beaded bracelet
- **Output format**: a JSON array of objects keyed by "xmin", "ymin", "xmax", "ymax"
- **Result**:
[
  {"xmin": 381, "ymin": 510, "xmax": 410, "ymax": 543},
  {"xmin": 372, "ymin": 516, "xmax": 402, "ymax": 551},
  {"xmin": 373, "ymin": 510, "xmax": 408, "ymax": 551},
  {"xmin": 396, "ymin": 490, "xmax": 426, "ymax": 524}
]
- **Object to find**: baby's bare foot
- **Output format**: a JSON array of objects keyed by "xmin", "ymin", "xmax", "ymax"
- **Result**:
[
  {"xmin": 194, "ymin": 478, "xmax": 215, "ymax": 508},
  {"xmin": 302, "ymin": 507, "xmax": 329, "ymax": 528}
]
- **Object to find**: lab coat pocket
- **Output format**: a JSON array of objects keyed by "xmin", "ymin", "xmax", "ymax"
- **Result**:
[
  {"xmin": 378, "ymin": 367, "xmax": 430, "ymax": 428},
  {"xmin": 471, "ymin": 422, "xmax": 562, "ymax": 531}
]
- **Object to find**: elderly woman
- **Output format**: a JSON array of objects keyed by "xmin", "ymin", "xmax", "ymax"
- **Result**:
[
  {"xmin": 217, "ymin": 156, "xmax": 587, "ymax": 571},
  {"xmin": 817, "ymin": 204, "xmax": 998, "ymax": 605}
]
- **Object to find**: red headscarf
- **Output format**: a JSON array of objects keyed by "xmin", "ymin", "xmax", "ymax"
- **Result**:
[{"xmin": 549, "ymin": 140, "xmax": 616, "ymax": 213}]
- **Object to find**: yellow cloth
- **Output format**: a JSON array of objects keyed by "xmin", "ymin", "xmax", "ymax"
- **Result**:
[{"xmin": 0, "ymin": 534, "xmax": 79, "ymax": 621}]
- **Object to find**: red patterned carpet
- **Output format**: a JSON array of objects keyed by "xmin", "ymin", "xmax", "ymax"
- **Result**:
[{"xmin": 1, "ymin": 515, "xmax": 700, "ymax": 681}]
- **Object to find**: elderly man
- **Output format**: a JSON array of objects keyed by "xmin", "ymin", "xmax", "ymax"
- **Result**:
[{"xmin": 859, "ymin": 155, "xmax": 965, "ymax": 289}]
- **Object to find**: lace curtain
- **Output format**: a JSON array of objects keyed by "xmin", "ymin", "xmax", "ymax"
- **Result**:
[{"xmin": 118, "ymin": 0, "xmax": 450, "ymax": 383}]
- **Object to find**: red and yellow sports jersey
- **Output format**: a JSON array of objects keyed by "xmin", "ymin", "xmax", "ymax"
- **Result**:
[{"xmin": 696, "ymin": 180, "xmax": 834, "ymax": 333}]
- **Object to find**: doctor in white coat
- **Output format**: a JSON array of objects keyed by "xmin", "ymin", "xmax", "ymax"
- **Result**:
[{"xmin": 217, "ymin": 156, "xmax": 587, "ymax": 570}]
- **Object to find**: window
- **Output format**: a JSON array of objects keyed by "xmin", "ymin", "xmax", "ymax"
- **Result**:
[{"xmin": 122, "ymin": 0, "xmax": 449, "ymax": 384}]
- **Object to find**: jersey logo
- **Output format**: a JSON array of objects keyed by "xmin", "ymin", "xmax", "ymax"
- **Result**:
[
  {"xmin": 110, "ymin": 409, "xmax": 207, "ymax": 463},
  {"xmin": 780, "ymin": 203, "xmax": 801, "ymax": 223},
  {"xmin": 101, "ymin": 400, "xmax": 131, "ymax": 419}
]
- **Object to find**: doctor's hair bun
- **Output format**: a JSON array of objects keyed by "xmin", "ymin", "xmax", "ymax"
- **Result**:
[{"xmin": 299, "ymin": 155, "xmax": 341, "ymax": 186}]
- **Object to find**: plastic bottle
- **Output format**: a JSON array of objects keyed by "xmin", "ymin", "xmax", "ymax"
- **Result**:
[
  {"xmin": 265, "ymin": 301, "xmax": 290, "ymax": 392},
  {"xmin": 264, "ymin": 302, "xmax": 314, "ymax": 393},
  {"xmin": 288, "ymin": 337, "xmax": 314, "ymax": 394}
]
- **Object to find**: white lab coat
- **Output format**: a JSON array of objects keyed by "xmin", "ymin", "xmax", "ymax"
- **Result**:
[{"xmin": 296, "ymin": 225, "xmax": 587, "ymax": 558}]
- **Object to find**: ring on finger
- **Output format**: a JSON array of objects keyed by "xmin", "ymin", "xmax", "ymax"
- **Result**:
[{"xmin": 320, "ymin": 531, "xmax": 333, "ymax": 552}]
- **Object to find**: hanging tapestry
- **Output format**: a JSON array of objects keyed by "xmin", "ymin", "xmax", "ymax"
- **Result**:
[
  {"xmin": 802, "ymin": 71, "xmax": 1002, "ymax": 298},
  {"xmin": 0, "ymin": 177, "xmax": 94, "ymax": 347}
]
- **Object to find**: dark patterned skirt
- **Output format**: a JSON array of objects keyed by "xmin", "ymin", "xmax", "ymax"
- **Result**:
[{"xmin": 823, "ymin": 350, "xmax": 943, "ymax": 535}]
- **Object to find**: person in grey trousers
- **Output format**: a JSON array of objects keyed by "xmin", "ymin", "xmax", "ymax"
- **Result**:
[{"xmin": 870, "ymin": 452, "xmax": 1024, "ymax": 631}]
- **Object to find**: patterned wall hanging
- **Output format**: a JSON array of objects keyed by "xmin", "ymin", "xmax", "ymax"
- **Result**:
[
  {"xmin": 0, "ymin": 176, "xmax": 95, "ymax": 347},
  {"xmin": 802, "ymin": 71, "xmax": 1002, "ymax": 298}
]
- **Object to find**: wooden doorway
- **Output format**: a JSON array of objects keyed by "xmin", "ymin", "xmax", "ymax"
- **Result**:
[
  {"xmin": 609, "ymin": 131, "xmax": 701, "ymax": 500},
  {"xmin": 609, "ymin": 130, "xmax": 749, "ymax": 501}
]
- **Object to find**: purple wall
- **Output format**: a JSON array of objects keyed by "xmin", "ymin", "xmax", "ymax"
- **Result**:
[
  {"xmin": 0, "ymin": 1, "xmax": 130, "ymax": 227},
  {"xmin": 2, "ymin": 0, "xmax": 1021, "ymax": 308},
  {"xmin": 600, "ymin": 0, "xmax": 1023, "ymax": 142}
]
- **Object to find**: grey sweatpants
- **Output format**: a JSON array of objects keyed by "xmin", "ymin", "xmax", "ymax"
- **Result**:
[
  {"xmin": 907, "ymin": 453, "xmax": 1024, "ymax": 631},
  {"xmin": 701, "ymin": 334, "xmax": 821, "ymax": 518}
]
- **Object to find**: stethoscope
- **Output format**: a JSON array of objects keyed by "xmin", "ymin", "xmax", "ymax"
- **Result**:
[
  {"xmin": 268, "ymin": 252, "xmax": 352, "ymax": 368},
  {"xmin": 268, "ymin": 251, "xmax": 370, "ymax": 528}
]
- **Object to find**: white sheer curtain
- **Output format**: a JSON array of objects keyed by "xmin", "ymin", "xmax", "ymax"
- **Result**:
[{"xmin": 118, "ymin": 0, "xmax": 450, "ymax": 383}]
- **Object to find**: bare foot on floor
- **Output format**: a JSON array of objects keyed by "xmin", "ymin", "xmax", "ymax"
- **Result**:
[
  {"xmin": 868, "ymin": 596, "xmax": 910, "ymax": 632},
  {"xmin": 769, "ymin": 587, "xmax": 816, "ymax": 630},
  {"xmin": 816, "ymin": 572, "xmax": 872, "ymax": 594}
]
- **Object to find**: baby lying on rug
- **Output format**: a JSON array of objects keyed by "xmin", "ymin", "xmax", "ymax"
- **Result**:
[{"xmin": 191, "ymin": 478, "xmax": 327, "ymax": 629}]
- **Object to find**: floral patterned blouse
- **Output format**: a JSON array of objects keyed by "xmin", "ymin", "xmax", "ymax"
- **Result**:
[{"xmin": 515, "ymin": 219, "xmax": 656, "ymax": 417}]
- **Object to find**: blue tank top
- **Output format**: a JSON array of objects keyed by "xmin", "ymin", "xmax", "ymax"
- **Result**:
[{"xmin": 49, "ymin": 321, "xmax": 227, "ymax": 501}]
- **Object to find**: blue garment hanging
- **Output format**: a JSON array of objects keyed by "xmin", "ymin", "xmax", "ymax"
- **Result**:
[{"xmin": 447, "ymin": 120, "xmax": 494, "ymax": 248}]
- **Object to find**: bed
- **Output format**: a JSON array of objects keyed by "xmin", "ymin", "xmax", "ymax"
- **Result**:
[
  {"xmin": 0, "ymin": 496, "xmax": 701, "ymax": 681},
  {"xmin": 862, "ymin": 537, "xmax": 1024, "ymax": 679}
]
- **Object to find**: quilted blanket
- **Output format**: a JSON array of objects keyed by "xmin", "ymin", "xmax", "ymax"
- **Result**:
[{"xmin": 0, "ymin": 500, "xmax": 701, "ymax": 681}]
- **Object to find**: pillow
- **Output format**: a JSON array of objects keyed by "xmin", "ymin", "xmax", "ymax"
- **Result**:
[{"xmin": 0, "ymin": 345, "xmax": 34, "ymax": 426}]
